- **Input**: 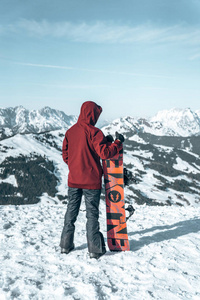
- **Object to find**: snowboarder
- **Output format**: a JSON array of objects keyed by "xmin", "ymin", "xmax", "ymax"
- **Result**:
[{"xmin": 60, "ymin": 101, "xmax": 124, "ymax": 259}]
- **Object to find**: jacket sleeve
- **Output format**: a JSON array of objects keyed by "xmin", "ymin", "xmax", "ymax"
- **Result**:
[
  {"xmin": 62, "ymin": 133, "xmax": 68, "ymax": 164},
  {"xmin": 92, "ymin": 129, "xmax": 122, "ymax": 160}
]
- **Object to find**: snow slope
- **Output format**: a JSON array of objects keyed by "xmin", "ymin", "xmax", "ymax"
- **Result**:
[
  {"xmin": 0, "ymin": 197, "xmax": 200, "ymax": 300},
  {"xmin": 1, "ymin": 127, "xmax": 200, "ymax": 206},
  {"xmin": 0, "ymin": 130, "xmax": 68, "ymax": 200}
]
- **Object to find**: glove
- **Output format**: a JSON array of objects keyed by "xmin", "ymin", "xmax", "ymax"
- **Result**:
[
  {"xmin": 106, "ymin": 134, "xmax": 114, "ymax": 143},
  {"xmin": 115, "ymin": 132, "xmax": 125, "ymax": 143}
]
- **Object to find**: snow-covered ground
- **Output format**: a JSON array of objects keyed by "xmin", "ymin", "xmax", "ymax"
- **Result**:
[{"xmin": 1, "ymin": 196, "xmax": 200, "ymax": 300}]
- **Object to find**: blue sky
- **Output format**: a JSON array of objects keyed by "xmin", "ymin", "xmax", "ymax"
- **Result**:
[{"xmin": 0, "ymin": 0, "xmax": 200, "ymax": 120}]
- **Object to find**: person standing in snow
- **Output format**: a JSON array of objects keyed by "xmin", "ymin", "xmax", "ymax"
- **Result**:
[{"xmin": 60, "ymin": 101, "xmax": 124, "ymax": 259}]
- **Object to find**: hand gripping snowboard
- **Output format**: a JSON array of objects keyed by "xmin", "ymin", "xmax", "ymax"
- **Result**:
[{"xmin": 103, "ymin": 146, "xmax": 130, "ymax": 251}]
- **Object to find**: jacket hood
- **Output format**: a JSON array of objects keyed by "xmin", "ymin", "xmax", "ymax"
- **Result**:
[{"xmin": 78, "ymin": 101, "xmax": 102, "ymax": 126}]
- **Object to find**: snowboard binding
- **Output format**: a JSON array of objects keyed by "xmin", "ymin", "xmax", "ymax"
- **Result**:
[{"xmin": 125, "ymin": 205, "xmax": 135, "ymax": 221}]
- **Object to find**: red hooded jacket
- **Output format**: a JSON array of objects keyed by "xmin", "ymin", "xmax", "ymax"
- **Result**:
[{"xmin": 62, "ymin": 101, "xmax": 122, "ymax": 189}]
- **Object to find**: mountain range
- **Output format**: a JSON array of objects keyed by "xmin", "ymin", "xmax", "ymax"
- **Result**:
[
  {"xmin": 0, "ymin": 106, "xmax": 200, "ymax": 207},
  {"xmin": 1, "ymin": 106, "xmax": 200, "ymax": 138},
  {"xmin": 0, "ymin": 106, "xmax": 77, "ymax": 139},
  {"xmin": 102, "ymin": 107, "xmax": 200, "ymax": 137}
]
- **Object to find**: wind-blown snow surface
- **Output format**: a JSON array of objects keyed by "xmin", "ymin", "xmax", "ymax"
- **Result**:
[{"xmin": 1, "ymin": 196, "xmax": 200, "ymax": 300}]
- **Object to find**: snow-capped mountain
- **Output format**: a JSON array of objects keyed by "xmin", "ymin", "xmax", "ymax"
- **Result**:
[
  {"xmin": 1, "ymin": 106, "xmax": 200, "ymax": 139},
  {"xmin": 0, "ymin": 106, "xmax": 77, "ymax": 139},
  {"xmin": 102, "ymin": 108, "xmax": 200, "ymax": 137},
  {"xmin": 196, "ymin": 109, "xmax": 200, "ymax": 118},
  {"xmin": 1, "ymin": 106, "xmax": 200, "ymax": 206},
  {"xmin": 150, "ymin": 108, "xmax": 200, "ymax": 136}
]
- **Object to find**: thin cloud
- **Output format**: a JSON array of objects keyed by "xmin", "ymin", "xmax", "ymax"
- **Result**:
[
  {"xmin": 30, "ymin": 82, "xmax": 113, "ymax": 89},
  {"xmin": 2, "ymin": 19, "xmax": 200, "ymax": 46},
  {"xmin": 16, "ymin": 62, "xmax": 75, "ymax": 70},
  {"xmin": 15, "ymin": 61, "xmax": 175, "ymax": 79},
  {"xmin": 189, "ymin": 53, "xmax": 200, "ymax": 60}
]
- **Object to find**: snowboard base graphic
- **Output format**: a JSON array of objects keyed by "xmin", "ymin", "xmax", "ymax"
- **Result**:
[{"xmin": 103, "ymin": 147, "xmax": 130, "ymax": 251}]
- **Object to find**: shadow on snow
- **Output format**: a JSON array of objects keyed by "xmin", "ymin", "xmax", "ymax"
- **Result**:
[{"xmin": 129, "ymin": 218, "xmax": 200, "ymax": 251}]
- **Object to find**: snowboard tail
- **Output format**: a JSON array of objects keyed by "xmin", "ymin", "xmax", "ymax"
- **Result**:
[{"xmin": 103, "ymin": 148, "xmax": 130, "ymax": 251}]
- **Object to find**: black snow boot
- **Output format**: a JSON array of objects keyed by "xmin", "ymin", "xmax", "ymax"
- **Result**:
[
  {"xmin": 89, "ymin": 232, "xmax": 106, "ymax": 259},
  {"xmin": 61, "ymin": 243, "xmax": 75, "ymax": 254},
  {"xmin": 89, "ymin": 247, "xmax": 106, "ymax": 259}
]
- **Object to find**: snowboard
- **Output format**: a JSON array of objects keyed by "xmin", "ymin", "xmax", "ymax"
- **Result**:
[{"xmin": 102, "ymin": 146, "xmax": 130, "ymax": 251}]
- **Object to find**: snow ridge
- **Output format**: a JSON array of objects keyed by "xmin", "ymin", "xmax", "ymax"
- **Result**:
[
  {"xmin": 102, "ymin": 108, "xmax": 200, "ymax": 137},
  {"xmin": 0, "ymin": 106, "xmax": 77, "ymax": 136},
  {"xmin": 150, "ymin": 108, "xmax": 200, "ymax": 136},
  {"xmin": 1, "ymin": 106, "xmax": 200, "ymax": 138}
]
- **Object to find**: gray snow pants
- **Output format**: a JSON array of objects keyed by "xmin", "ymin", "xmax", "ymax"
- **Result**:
[{"xmin": 60, "ymin": 187, "xmax": 106, "ymax": 254}]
